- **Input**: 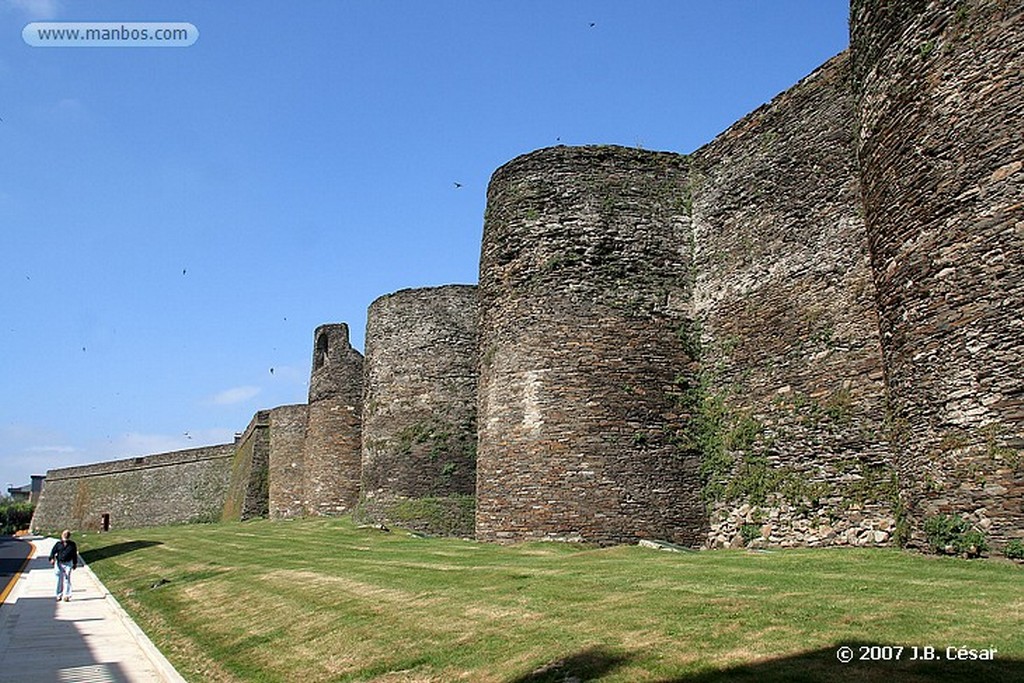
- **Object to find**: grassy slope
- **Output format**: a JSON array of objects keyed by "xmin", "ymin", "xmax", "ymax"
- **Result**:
[{"xmin": 78, "ymin": 518, "xmax": 1023, "ymax": 682}]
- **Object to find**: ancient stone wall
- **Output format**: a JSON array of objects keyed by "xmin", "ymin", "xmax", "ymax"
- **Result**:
[
  {"xmin": 476, "ymin": 146, "xmax": 703, "ymax": 546},
  {"xmin": 360, "ymin": 285, "xmax": 478, "ymax": 536},
  {"xmin": 222, "ymin": 411, "xmax": 270, "ymax": 522},
  {"xmin": 268, "ymin": 404, "xmax": 308, "ymax": 519},
  {"xmin": 304, "ymin": 323, "xmax": 364, "ymax": 515},
  {"xmin": 25, "ymin": 0, "xmax": 1023, "ymax": 554},
  {"xmin": 851, "ymin": 0, "xmax": 1024, "ymax": 548},
  {"xmin": 689, "ymin": 53, "xmax": 895, "ymax": 548},
  {"xmin": 30, "ymin": 443, "xmax": 236, "ymax": 532}
]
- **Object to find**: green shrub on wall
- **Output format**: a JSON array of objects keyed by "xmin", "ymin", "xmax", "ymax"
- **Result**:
[
  {"xmin": 739, "ymin": 523, "xmax": 762, "ymax": 546},
  {"xmin": 375, "ymin": 495, "xmax": 476, "ymax": 537},
  {"xmin": 923, "ymin": 514, "xmax": 988, "ymax": 558}
]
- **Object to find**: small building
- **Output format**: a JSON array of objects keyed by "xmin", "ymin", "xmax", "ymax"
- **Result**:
[{"xmin": 6, "ymin": 475, "xmax": 45, "ymax": 505}]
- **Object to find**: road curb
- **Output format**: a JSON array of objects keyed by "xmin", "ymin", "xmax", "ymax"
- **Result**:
[{"xmin": 79, "ymin": 559, "xmax": 188, "ymax": 683}]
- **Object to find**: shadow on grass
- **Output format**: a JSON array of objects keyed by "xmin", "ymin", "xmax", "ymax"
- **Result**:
[
  {"xmin": 81, "ymin": 540, "xmax": 162, "ymax": 564},
  {"xmin": 508, "ymin": 646, "xmax": 633, "ymax": 682},
  {"xmin": 656, "ymin": 642, "xmax": 1023, "ymax": 683},
  {"xmin": 505, "ymin": 642, "xmax": 1023, "ymax": 683}
]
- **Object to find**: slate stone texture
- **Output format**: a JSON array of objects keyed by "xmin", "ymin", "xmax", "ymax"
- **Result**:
[
  {"xmin": 267, "ymin": 403, "xmax": 309, "ymax": 519},
  {"xmin": 30, "ymin": 444, "xmax": 236, "ymax": 532},
  {"xmin": 690, "ymin": 53, "xmax": 895, "ymax": 549},
  {"xmin": 476, "ymin": 145, "xmax": 704, "ymax": 546},
  {"xmin": 360, "ymin": 285, "xmax": 478, "ymax": 536},
  {"xmin": 852, "ymin": 0, "xmax": 1024, "ymax": 547},
  {"xmin": 304, "ymin": 323, "xmax": 364, "ymax": 516},
  {"xmin": 222, "ymin": 410, "xmax": 271, "ymax": 521}
]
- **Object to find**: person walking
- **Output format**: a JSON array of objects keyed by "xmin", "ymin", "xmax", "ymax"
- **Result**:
[{"xmin": 48, "ymin": 529, "xmax": 79, "ymax": 602}]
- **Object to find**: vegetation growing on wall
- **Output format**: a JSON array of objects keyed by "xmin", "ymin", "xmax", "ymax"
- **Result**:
[
  {"xmin": 356, "ymin": 495, "xmax": 475, "ymax": 537},
  {"xmin": 391, "ymin": 419, "xmax": 476, "ymax": 490},
  {"xmin": 923, "ymin": 514, "xmax": 988, "ymax": 558},
  {"xmin": 674, "ymin": 340, "xmax": 898, "ymax": 544}
]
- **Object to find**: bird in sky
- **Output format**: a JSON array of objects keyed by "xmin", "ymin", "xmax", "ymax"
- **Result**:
[{"xmin": 453, "ymin": 182, "xmax": 463, "ymax": 188}]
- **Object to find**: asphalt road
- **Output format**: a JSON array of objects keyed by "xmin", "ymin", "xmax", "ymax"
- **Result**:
[{"xmin": 0, "ymin": 536, "xmax": 33, "ymax": 603}]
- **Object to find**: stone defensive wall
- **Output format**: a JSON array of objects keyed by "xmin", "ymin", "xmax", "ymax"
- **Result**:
[
  {"xmin": 268, "ymin": 404, "xmax": 309, "ymax": 519},
  {"xmin": 689, "ymin": 52, "xmax": 894, "ymax": 549},
  {"xmin": 850, "ymin": 0, "xmax": 1024, "ymax": 548},
  {"xmin": 474, "ymin": 1, "xmax": 1022, "ymax": 550},
  {"xmin": 221, "ymin": 410, "xmax": 271, "ymax": 522},
  {"xmin": 360, "ymin": 285, "xmax": 478, "ymax": 536},
  {"xmin": 304, "ymin": 323, "xmax": 364, "ymax": 516},
  {"xmin": 476, "ymin": 146, "xmax": 704, "ymax": 546},
  {"xmin": 31, "ymin": 443, "xmax": 237, "ymax": 532},
  {"xmin": 28, "ymin": 1, "xmax": 1022, "ymax": 554}
]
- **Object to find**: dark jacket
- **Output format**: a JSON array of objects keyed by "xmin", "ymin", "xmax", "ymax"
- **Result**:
[{"xmin": 49, "ymin": 540, "xmax": 79, "ymax": 568}]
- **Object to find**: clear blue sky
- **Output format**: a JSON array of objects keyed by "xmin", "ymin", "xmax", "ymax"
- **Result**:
[{"xmin": 1, "ymin": 0, "xmax": 849, "ymax": 492}]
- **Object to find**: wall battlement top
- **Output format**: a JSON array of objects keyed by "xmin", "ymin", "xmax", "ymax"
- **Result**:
[
  {"xmin": 44, "ymin": 442, "xmax": 237, "ymax": 482},
  {"xmin": 237, "ymin": 409, "xmax": 272, "ymax": 445},
  {"xmin": 489, "ymin": 144, "xmax": 687, "ymax": 186},
  {"xmin": 369, "ymin": 283, "xmax": 477, "ymax": 309}
]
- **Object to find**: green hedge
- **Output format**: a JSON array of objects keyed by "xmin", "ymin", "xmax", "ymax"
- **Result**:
[{"xmin": 0, "ymin": 500, "xmax": 34, "ymax": 535}]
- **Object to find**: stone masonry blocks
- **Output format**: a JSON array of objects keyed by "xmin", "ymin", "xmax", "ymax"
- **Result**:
[
  {"xmin": 690, "ymin": 53, "xmax": 895, "ymax": 549},
  {"xmin": 268, "ymin": 404, "xmax": 308, "ymax": 519},
  {"xmin": 852, "ymin": 0, "xmax": 1024, "ymax": 547},
  {"xmin": 476, "ymin": 145, "xmax": 704, "ymax": 546},
  {"xmin": 360, "ymin": 285, "xmax": 478, "ymax": 536},
  {"xmin": 31, "ymin": 444, "xmax": 236, "ymax": 532},
  {"xmin": 221, "ymin": 410, "xmax": 271, "ymax": 522},
  {"xmin": 304, "ymin": 323, "xmax": 364, "ymax": 515}
]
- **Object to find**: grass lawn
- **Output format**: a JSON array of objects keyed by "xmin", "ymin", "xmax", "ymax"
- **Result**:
[{"xmin": 77, "ymin": 517, "xmax": 1023, "ymax": 682}]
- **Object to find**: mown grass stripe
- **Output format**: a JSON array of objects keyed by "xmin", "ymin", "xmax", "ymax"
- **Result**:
[{"xmin": 79, "ymin": 518, "xmax": 1024, "ymax": 682}]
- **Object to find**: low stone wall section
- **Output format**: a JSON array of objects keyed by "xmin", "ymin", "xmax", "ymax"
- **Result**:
[{"xmin": 31, "ymin": 443, "xmax": 236, "ymax": 532}]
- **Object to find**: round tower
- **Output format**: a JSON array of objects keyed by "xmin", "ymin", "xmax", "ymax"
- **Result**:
[
  {"xmin": 303, "ymin": 323, "xmax": 364, "ymax": 515},
  {"xmin": 852, "ymin": 1, "xmax": 1024, "ymax": 546},
  {"xmin": 360, "ymin": 285, "xmax": 478, "ymax": 536},
  {"xmin": 476, "ymin": 145, "xmax": 702, "ymax": 546},
  {"xmin": 267, "ymin": 403, "xmax": 308, "ymax": 519}
]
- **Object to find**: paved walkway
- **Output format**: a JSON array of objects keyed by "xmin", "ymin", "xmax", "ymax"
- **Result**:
[{"xmin": 0, "ymin": 536, "xmax": 185, "ymax": 683}]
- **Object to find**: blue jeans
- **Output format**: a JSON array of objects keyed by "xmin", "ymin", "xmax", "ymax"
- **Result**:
[{"xmin": 55, "ymin": 561, "xmax": 74, "ymax": 599}]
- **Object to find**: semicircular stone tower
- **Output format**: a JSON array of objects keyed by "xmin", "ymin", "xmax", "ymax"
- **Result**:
[
  {"xmin": 304, "ymin": 323, "xmax": 364, "ymax": 516},
  {"xmin": 852, "ymin": 1, "xmax": 1024, "ymax": 546},
  {"xmin": 476, "ymin": 145, "xmax": 702, "ymax": 546},
  {"xmin": 360, "ymin": 285, "xmax": 479, "ymax": 536}
]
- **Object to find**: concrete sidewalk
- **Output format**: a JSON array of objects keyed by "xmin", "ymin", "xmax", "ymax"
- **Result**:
[{"xmin": 0, "ymin": 536, "xmax": 185, "ymax": 683}]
